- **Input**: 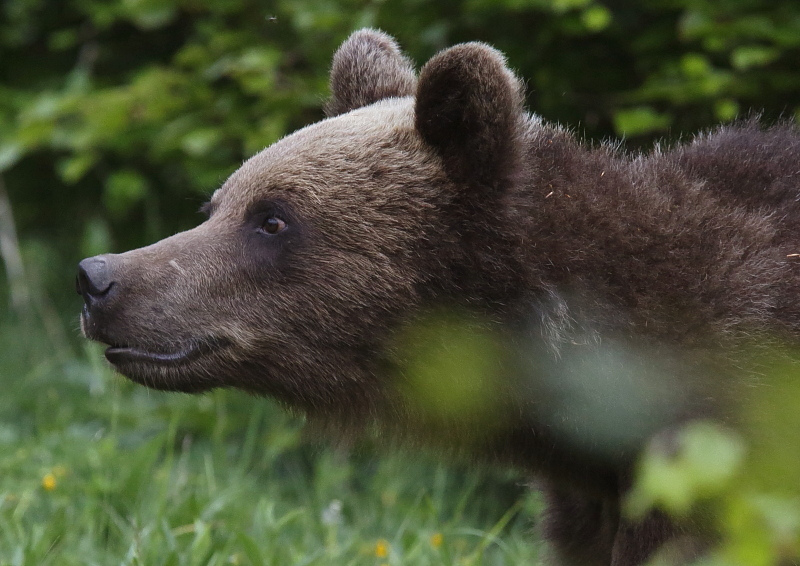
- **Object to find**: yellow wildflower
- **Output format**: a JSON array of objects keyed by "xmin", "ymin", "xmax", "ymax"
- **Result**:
[
  {"xmin": 374, "ymin": 539, "xmax": 390, "ymax": 558},
  {"xmin": 430, "ymin": 532, "xmax": 443, "ymax": 548},
  {"xmin": 42, "ymin": 473, "xmax": 56, "ymax": 491}
]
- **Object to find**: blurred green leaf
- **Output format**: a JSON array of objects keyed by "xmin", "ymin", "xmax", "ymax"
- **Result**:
[
  {"xmin": 714, "ymin": 99, "xmax": 740, "ymax": 122},
  {"xmin": 626, "ymin": 421, "xmax": 745, "ymax": 518},
  {"xmin": 613, "ymin": 106, "xmax": 672, "ymax": 137},
  {"xmin": 581, "ymin": 5, "xmax": 611, "ymax": 32},
  {"xmin": 104, "ymin": 169, "xmax": 149, "ymax": 216},
  {"xmin": 551, "ymin": 0, "xmax": 591, "ymax": 12},
  {"xmin": 731, "ymin": 46, "xmax": 779, "ymax": 70},
  {"xmin": 57, "ymin": 153, "xmax": 95, "ymax": 184},
  {"xmin": 397, "ymin": 313, "xmax": 505, "ymax": 425},
  {"xmin": 681, "ymin": 53, "xmax": 712, "ymax": 78},
  {"xmin": 122, "ymin": 0, "xmax": 177, "ymax": 30},
  {"xmin": 181, "ymin": 128, "xmax": 222, "ymax": 157}
]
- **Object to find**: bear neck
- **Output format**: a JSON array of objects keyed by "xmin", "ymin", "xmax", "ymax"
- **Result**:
[{"xmin": 493, "ymin": 116, "xmax": 791, "ymax": 345}]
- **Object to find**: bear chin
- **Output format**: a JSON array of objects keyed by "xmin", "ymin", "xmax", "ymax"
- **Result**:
[{"xmin": 104, "ymin": 348, "xmax": 225, "ymax": 393}]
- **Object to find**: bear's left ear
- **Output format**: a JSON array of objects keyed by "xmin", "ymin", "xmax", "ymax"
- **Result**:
[
  {"xmin": 325, "ymin": 29, "xmax": 417, "ymax": 117},
  {"xmin": 415, "ymin": 43, "xmax": 525, "ymax": 189}
]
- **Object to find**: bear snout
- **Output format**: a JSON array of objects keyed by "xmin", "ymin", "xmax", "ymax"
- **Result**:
[
  {"xmin": 76, "ymin": 254, "xmax": 124, "ymax": 345},
  {"xmin": 76, "ymin": 256, "xmax": 115, "ymax": 304}
]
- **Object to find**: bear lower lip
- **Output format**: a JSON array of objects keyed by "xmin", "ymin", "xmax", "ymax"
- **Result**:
[
  {"xmin": 105, "ymin": 340, "xmax": 222, "ymax": 366},
  {"xmin": 105, "ymin": 346, "xmax": 196, "ymax": 365}
]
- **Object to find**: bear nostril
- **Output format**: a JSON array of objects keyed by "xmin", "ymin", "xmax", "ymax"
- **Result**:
[{"xmin": 77, "ymin": 256, "xmax": 114, "ymax": 299}]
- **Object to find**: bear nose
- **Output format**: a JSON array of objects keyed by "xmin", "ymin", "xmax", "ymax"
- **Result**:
[{"xmin": 76, "ymin": 256, "xmax": 114, "ymax": 300}]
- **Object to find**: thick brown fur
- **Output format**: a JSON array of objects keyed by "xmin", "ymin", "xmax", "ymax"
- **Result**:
[{"xmin": 77, "ymin": 29, "xmax": 800, "ymax": 565}]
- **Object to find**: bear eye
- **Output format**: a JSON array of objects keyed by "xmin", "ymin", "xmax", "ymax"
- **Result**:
[{"xmin": 260, "ymin": 216, "xmax": 287, "ymax": 235}]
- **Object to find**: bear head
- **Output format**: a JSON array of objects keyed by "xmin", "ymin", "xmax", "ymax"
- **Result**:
[{"xmin": 76, "ymin": 29, "xmax": 529, "ymax": 420}]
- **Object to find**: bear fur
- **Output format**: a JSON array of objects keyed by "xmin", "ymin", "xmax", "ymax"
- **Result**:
[{"xmin": 76, "ymin": 29, "xmax": 800, "ymax": 565}]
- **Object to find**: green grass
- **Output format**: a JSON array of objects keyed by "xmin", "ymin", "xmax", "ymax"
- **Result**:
[{"xmin": 0, "ymin": 313, "xmax": 541, "ymax": 565}]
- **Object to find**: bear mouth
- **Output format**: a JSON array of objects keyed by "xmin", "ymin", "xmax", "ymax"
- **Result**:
[
  {"xmin": 80, "ymin": 309, "xmax": 229, "ymax": 375},
  {"xmin": 102, "ymin": 337, "xmax": 228, "ymax": 367}
]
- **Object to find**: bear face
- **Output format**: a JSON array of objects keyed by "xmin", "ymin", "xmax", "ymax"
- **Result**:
[
  {"xmin": 76, "ymin": 30, "xmax": 528, "ymax": 418},
  {"xmin": 79, "ymin": 104, "xmax": 438, "ymax": 407}
]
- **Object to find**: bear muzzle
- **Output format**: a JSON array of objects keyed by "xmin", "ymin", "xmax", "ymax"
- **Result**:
[{"xmin": 76, "ymin": 252, "xmax": 229, "ymax": 374}]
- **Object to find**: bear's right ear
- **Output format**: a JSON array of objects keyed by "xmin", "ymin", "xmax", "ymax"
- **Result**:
[{"xmin": 325, "ymin": 29, "xmax": 417, "ymax": 117}]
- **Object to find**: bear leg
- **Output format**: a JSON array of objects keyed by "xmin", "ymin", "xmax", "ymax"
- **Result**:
[{"xmin": 541, "ymin": 487, "xmax": 618, "ymax": 566}]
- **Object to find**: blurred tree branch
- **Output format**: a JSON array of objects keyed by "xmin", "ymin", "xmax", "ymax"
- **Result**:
[{"xmin": 0, "ymin": 175, "xmax": 30, "ymax": 315}]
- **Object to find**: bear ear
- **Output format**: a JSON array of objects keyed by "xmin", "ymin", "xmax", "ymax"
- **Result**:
[
  {"xmin": 415, "ymin": 43, "xmax": 525, "ymax": 188},
  {"xmin": 325, "ymin": 29, "xmax": 417, "ymax": 117}
]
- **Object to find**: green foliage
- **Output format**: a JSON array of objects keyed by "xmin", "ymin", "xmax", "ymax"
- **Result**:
[
  {"xmin": 626, "ymin": 422, "xmax": 746, "ymax": 518},
  {"xmin": 397, "ymin": 312, "xmax": 506, "ymax": 425},
  {"xmin": 626, "ymin": 349, "xmax": 800, "ymax": 565}
]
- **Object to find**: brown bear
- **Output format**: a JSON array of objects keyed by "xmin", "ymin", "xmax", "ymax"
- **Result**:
[{"xmin": 76, "ymin": 29, "xmax": 800, "ymax": 565}]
